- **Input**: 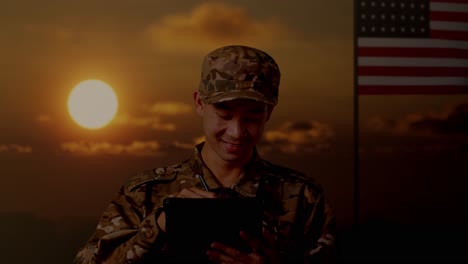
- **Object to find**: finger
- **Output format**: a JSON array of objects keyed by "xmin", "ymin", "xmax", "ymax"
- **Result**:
[
  {"xmin": 258, "ymin": 229, "xmax": 280, "ymax": 264},
  {"xmin": 207, "ymin": 248, "xmax": 237, "ymax": 264},
  {"xmin": 240, "ymin": 231, "xmax": 262, "ymax": 253},
  {"xmin": 209, "ymin": 242, "xmax": 248, "ymax": 263},
  {"xmin": 177, "ymin": 188, "xmax": 204, "ymax": 198},
  {"xmin": 261, "ymin": 228, "xmax": 277, "ymax": 250},
  {"xmin": 156, "ymin": 211, "xmax": 166, "ymax": 232},
  {"xmin": 189, "ymin": 187, "xmax": 217, "ymax": 198}
]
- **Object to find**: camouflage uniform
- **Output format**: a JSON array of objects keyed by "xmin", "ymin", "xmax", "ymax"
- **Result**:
[
  {"xmin": 74, "ymin": 143, "xmax": 336, "ymax": 263},
  {"xmin": 74, "ymin": 45, "xmax": 336, "ymax": 263}
]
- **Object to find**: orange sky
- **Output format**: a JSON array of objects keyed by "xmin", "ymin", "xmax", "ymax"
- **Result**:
[{"xmin": 1, "ymin": 1, "xmax": 468, "ymax": 262}]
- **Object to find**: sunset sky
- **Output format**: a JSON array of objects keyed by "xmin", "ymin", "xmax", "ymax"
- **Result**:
[{"xmin": 1, "ymin": 0, "xmax": 467, "ymax": 262}]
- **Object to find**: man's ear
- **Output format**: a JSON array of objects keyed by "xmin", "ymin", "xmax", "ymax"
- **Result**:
[{"xmin": 193, "ymin": 91, "xmax": 204, "ymax": 116}]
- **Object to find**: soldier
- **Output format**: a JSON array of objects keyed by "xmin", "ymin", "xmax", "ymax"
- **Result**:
[{"xmin": 74, "ymin": 45, "xmax": 336, "ymax": 263}]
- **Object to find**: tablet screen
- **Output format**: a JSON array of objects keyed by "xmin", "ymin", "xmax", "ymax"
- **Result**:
[{"xmin": 163, "ymin": 197, "xmax": 263, "ymax": 261}]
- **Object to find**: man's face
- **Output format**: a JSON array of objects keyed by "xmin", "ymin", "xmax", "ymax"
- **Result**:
[{"xmin": 194, "ymin": 92, "xmax": 273, "ymax": 164}]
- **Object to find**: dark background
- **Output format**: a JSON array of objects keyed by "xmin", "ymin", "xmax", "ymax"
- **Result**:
[{"xmin": 1, "ymin": 0, "xmax": 467, "ymax": 262}]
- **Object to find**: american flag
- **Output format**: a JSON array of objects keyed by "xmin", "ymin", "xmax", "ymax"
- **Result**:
[{"xmin": 356, "ymin": 0, "xmax": 468, "ymax": 94}]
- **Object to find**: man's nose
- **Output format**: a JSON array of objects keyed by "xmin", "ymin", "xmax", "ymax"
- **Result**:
[{"xmin": 226, "ymin": 120, "xmax": 247, "ymax": 139}]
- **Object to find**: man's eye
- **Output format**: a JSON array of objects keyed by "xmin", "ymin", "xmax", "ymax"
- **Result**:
[
  {"xmin": 245, "ymin": 117, "xmax": 262, "ymax": 123},
  {"xmin": 219, "ymin": 115, "xmax": 231, "ymax": 120}
]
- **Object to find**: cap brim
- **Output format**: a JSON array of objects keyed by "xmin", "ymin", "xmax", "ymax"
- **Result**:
[{"xmin": 201, "ymin": 91, "xmax": 277, "ymax": 105}]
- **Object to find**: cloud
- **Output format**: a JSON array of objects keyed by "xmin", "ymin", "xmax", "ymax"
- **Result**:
[
  {"xmin": 114, "ymin": 101, "xmax": 193, "ymax": 131},
  {"xmin": 410, "ymin": 104, "xmax": 468, "ymax": 135},
  {"xmin": 366, "ymin": 103, "xmax": 468, "ymax": 137},
  {"xmin": 172, "ymin": 141, "xmax": 193, "ymax": 150},
  {"xmin": 23, "ymin": 23, "xmax": 74, "ymax": 41},
  {"xmin": 368, "ymin": 143, "xmax": 467, "ymax": 155},
  {"xmin": 146, "ymin": 101, "xmax": 192, "ymax": 115},
  {"xmin": 36, "ymin": 114, "xmax": 52, "ymax": 123},
  {"xmin": 145, "ymin": 2, "xmax": 295, "ymax": 52},
  {"xmin": 362, "ymin": 103, "xmax": 468, "ymax": 155},
  {"xmin": 172, "ymin": 135, "xmax": 205, "ymax": 150},
  {"xmin": 260, "ymin": 121, "xmax": 335, "ymax": 154},
  {"xmin": 61, "ymin": 140, "xmax": 163, "ymax": 156},
  {"xmin": 0, "ymin": 144, "xmax": 32, "ymax": 154},
  {"xmin": 114, "ymin": 113, "xmax": 176, "ymax": 131}
]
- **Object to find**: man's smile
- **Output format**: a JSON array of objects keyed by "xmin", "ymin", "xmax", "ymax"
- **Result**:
[{"xmin": 220, "ymin": 139, "xmax": 248, "ymax": 151}]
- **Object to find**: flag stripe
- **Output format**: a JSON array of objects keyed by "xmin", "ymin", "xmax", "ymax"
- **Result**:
[
  {"xmin": 431, "ymin": 0, "xmax": 468, "ymax": 4},
  {"xmin": 358, "ymin": 47, "xmax": 468, "ymax": 58},
  {"xmin": 431, "ymin": 11, "xmax": 468, "ymax": 22},
  {"xmin": 431, "ymin": 21, "xmax": 468, "ymax": 31},
  {"xmin": 359, "ymin": 76, "xmax": 468, "ymax": 86},
  {"xmin": 359, "ymin": 85, "xmax": 468, "ymax": 95},
  {"xmin": 359, "ymin": 66, "xmax": 468, "ymax": 76},
  {"xmin": 431, "ymin": 29, "xmax": 468, "ymax": 40},
  {"xmin": 430, "ymin": 2, "xmax": 468, "ymax": 13},
  {"xmin": 359, "ymin": 57, "xmax": 468, "ymax": 67},
  {"xmin": 358, "ymin": 38, "xmax": 468, "ymax": 49}
]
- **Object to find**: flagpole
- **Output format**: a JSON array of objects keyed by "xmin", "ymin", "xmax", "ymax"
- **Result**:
[{"xmin": 353, "ymin": 0, "xmax": 360, "ymax": 227}]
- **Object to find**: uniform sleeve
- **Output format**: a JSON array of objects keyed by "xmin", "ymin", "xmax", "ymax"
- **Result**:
[
  {"xmin": 73, "ymin": 185, "xmax": 165, "ymax": 264},
  {"xmin": 302, "ymin": 185, "xmax": 337, "ymax": 264}
]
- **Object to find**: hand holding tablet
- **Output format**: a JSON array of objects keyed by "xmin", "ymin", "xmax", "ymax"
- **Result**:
[{"xmin": 163, "ymin": 196, "xmax": 263, "ymax": 262}]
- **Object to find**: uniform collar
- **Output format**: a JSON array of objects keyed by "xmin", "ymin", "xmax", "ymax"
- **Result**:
[{"xmin": 189, "ymin": 142, "xmax": 266, "ymax": 197}]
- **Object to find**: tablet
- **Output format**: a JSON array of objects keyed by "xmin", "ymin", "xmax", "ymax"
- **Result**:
[{"xmin": 163, "ymin": 197, "xmax": 263, "ymax": 261}]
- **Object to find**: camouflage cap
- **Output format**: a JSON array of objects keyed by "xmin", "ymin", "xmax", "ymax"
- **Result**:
[{"xmin": 198, "ymin": 45, "xmax": 280, "ymax": 105}]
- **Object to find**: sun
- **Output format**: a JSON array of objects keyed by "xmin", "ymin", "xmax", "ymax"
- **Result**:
[{"xmin": 67, "ymin": 80, "xmax": 119, "ymax": 129}]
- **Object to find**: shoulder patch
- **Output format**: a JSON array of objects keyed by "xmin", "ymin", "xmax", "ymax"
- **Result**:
[{"xmin": 124, "ymin": 167, "xmax": 177, "ymax": 193}]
